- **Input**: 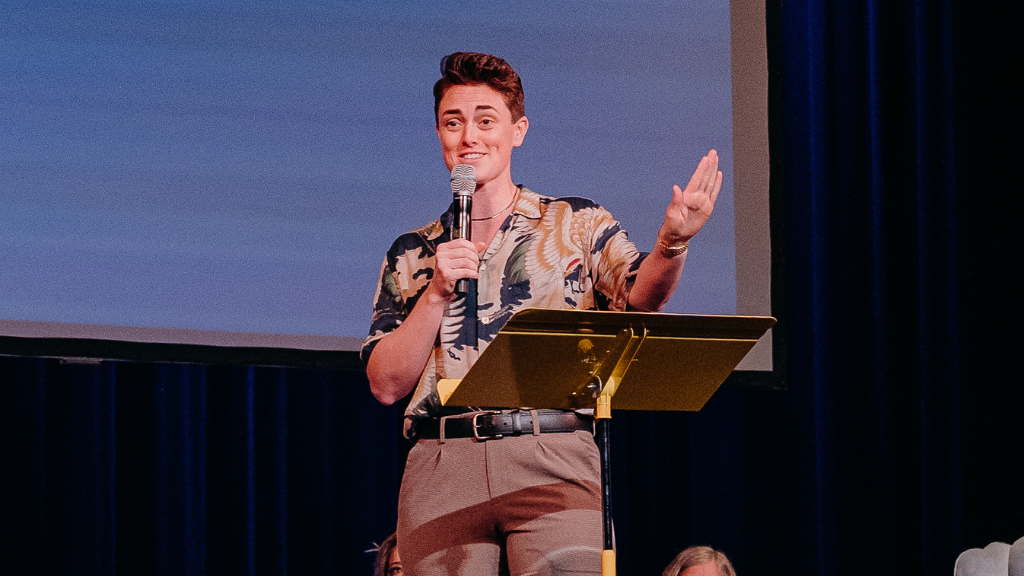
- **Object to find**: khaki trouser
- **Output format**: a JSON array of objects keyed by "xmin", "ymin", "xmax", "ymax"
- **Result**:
[{"xmin": 398, "ymin": 424, "xmax": 604, "ymax": 576}]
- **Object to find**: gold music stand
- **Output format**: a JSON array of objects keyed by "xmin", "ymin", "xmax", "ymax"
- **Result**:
[{"xmin": 437, "ymin": 308, "xmax": 776, "ymax": 576}]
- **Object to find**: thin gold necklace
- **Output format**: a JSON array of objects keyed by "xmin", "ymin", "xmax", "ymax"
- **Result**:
[{"xmin": 472, "ymin": 188, "xmax": 519, "ymax": 221}]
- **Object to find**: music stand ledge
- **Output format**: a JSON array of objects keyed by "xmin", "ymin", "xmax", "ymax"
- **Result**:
[{"xmin": 437, "ymin": 308, "xmax": 776, "ymax": 576}]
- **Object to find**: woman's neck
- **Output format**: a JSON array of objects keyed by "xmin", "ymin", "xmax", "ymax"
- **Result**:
[
  {"xmin": 472, "ymin": 177, "xmax": 518, "ymax": 217},
  {"xmin": 469, "ymin": 182, "xmax": 519, "ymax": 248}
]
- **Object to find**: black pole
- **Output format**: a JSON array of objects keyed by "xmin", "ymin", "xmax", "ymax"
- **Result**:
[{"xmin": 596, "ymin": 417, "xmax": 613, "ymax": 551}]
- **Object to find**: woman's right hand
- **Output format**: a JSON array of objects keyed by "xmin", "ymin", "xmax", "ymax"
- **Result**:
[{"xmin": 430, "ymin": 239, "xmax": 486, "ymax": 300}]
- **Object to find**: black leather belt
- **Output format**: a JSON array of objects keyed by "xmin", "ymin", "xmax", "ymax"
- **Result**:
[{"xmin": 414, "ymin": 410, "xmax": 593, "ymax": 441}]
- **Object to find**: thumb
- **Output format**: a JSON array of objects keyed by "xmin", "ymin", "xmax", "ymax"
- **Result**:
[{"xmin": 672, "ymin": 184, "xmax": 685, "ymax": 204}]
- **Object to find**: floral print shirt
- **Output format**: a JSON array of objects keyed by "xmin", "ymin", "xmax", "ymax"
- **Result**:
[{"xmin": 361, "ymin": 186, "xmax": 646, "ymax": 426}]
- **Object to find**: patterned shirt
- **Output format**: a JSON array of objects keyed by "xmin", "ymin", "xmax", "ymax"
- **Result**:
[{"xmin": 361, "ymin": 186, "xmax": 646, "ymax": 424}]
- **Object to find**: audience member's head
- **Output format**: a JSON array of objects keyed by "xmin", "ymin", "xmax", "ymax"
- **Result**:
[
  {"xmin": 662, "ymin": 545, "xmax": 736, "ymax": 576},
  {"xmin": 373, "ymin": 532, "xmax": 402, "ymax": 576}
]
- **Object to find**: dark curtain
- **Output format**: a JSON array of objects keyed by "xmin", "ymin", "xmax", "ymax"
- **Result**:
[
  {"xmin": 1, "ymin": 360, "xmax": 404, "ymax": 575},
  {"xmin": 2, "ymin": 0, "xmax": 1021, "ymax": 574}
]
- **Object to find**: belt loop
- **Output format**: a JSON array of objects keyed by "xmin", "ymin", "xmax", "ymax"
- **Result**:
[
  {"xmin": 530, "ymin": 409, "xmax": 541, "ymax": 436},
  {"xmin": 439, "ymin": 415, "xmax": 448, "ymax": 444}
]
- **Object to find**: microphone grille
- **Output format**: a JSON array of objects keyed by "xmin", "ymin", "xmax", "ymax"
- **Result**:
[{"xmin": 450, "ymin": 164, "xmax": 476, "ymax": 197}]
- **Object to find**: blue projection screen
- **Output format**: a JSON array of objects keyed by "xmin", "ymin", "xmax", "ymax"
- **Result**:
[{"xmin": 1, "ymin": 0, "xmax": 771, "ymax": 368}]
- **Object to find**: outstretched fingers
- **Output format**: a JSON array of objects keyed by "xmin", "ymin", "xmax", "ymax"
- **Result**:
[{"xmin": 708, "ymin": 169, "xmax": 723, "ymax": 205}]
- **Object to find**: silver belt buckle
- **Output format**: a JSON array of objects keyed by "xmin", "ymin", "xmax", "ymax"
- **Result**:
[{"xmin": 472, "ymin": 411, "xmax": 504, "ymax": 441}]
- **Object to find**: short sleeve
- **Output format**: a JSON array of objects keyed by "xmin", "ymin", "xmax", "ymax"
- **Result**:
[
  {"xmin": 360, "ymin": 257, "xmax": 406, "ymax": 368},
  {"xmin": 360, "ymin": 223, "xmax": 443, "ymax": 368},
  {"xmin": 588, "ymin": 209, "xmax": 646, "ymax": 311}
]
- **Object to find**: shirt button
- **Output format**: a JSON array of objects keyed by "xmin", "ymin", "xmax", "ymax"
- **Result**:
[{"xmin": 479, "ymin": 263, "xmax": 487, "ymax": 271}]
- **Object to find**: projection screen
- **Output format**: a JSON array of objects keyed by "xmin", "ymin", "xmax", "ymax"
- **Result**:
[{"xmin": 0, "ymin": 0, "xmax": 772, "ymax": 373}]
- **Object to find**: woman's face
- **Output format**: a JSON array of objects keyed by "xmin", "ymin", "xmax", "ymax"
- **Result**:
[{"xmin": 435, "ymin": 83, "xmax": 528, "ymax": 196}]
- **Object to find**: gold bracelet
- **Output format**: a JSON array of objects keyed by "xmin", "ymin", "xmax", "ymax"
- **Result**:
[{"xmin": 657, "ymin": 238, "xmax": 689, "ymax": 258}]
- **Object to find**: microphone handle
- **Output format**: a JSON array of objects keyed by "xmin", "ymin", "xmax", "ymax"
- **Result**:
[{"xmin": 452, "ymin": 194, "xmax": 472, "ymax": 294}]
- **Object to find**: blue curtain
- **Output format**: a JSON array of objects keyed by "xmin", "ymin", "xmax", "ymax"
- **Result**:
[
  {"xmin": 771, "ymin": 0, "xmax": 963, "ymax": 572},
  {"xmin": 2, "ymin": 359, "xmax": 405, "ymax": 575},
  {"xmin": 2, "ymin": 0, "xmax": 1020, "ymax": 574},
  {"xmin": 758, "ymin": 0, "xmax": 1019, "ymax": 575}
]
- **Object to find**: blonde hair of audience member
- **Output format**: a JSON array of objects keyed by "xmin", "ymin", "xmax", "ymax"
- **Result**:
[
  {"xmin": 373, "ymin": 532, "xmax": 403, "ymax": 576},
  {"xmin": 662, "ymin": 545, "xmax": 736, "ymax": 576}
]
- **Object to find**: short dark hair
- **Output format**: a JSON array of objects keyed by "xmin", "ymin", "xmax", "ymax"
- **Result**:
[{"xmin": 433, "ymin": 52, "xmax": 525, "ymax": 125}]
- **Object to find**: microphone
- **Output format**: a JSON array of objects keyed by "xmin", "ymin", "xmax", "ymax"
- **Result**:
[{"xmin": 450, "ymin": 164, "xmax": 476, "ymax": 294}]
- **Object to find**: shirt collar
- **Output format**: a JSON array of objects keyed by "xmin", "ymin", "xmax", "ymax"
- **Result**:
[
  {"xmin": 437, "ymin": 185, "xmax": 540, "ymax": 234},
  {"xmin": 512, "ymin": 186, "xmax": 542, "ymax": 219}
]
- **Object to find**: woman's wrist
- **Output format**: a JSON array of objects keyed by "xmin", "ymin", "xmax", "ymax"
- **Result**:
[{"xmin": 655, "ymin": 235, "xmax": 690, "ymax": 258}]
